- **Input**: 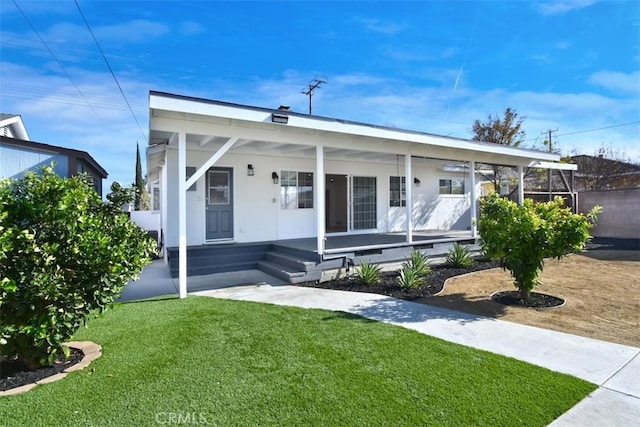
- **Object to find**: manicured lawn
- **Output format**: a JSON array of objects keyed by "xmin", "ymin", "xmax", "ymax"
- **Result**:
[{"xmin": 1, "ymin": 296, "xmax": 595, "ymax": 426}]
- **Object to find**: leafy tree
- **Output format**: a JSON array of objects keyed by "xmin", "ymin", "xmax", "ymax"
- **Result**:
[
  {"xmin": 477, "ymin": 193, "xmax": 599, "ymax": 301},
  {"xmin": 471, "ymin": 108, "xmax": 526, "ymax": 193},
  {"xmin": 134, "ymin": 143, "xmax": 151, "ymax": 210},
  {"xmin": 0, "ymin": 167, "xmax": 157, "ymax": 368}
]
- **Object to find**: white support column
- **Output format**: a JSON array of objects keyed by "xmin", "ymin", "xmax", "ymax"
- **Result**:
[
  {"xmin": 178, "ymin": 131, "xmax": 187, "ymax": 299},
  {"xmin": 469, "ymin": 160, "xmax": 477, "ymax": 237},
  {"xmin": 517, "ymin": 165, "xmax": 525, "ymax": 205},
  {"xmin": 405, "ymin": 153, "xmax": 413, "ymax": 243},
  {"xmin": 316, "ymin": 145, "xmax": 326, "ymax": 257}
]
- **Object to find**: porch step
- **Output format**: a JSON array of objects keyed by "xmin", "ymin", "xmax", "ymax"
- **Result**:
[
  {"xmin": 256, "ymin": 260, "xmax": 321, "ymax": 284},
  {"xmin": 167, "ymin": 243, "xmax": 272, "ymax": 278},
  {"xmin": 264, "ymin": 251, "xmax": 318, "ymax": 272}
]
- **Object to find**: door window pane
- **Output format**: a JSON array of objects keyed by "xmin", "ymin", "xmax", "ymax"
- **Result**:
[
  {"xmin": 390, "ymin": 176, "xmax": 406, "ymax": 207},
  {"xmin": 209, "ymin": 171, "xmax": 229, "ymax": 204},
  {"xmin": 298, "ymin": 172, "xmax": 314, "ymax": 209}
]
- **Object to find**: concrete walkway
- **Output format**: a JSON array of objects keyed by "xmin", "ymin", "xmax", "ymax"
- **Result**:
[{"xmin": 120, "ymin": 262, "xmax": 639, "ymax": 426}]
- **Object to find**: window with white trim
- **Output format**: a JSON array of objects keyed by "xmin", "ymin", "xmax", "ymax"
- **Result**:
[
  {"xmin": 389, "ymin": 176, "xmax": 406, "ymax": 207},
  {"xmin": 439, "ymin": 178, "xmax": 465, "ymax": 195},
  {"xmin": 280, "ymin": 171, "xmax": 314, "ymax": 209}
]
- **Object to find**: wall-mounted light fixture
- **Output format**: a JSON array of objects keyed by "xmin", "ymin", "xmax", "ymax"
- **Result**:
[
  {"xmin": 414, "ymin": 177, "xmax": 421, "ymax": 187},
  {"xmin": 271, "ymin": 113, "xmax": 289, "ymax": 124},
  {"xmin": 247, "ymin": 164, "xmax": 255, "ymax": 176},
  {"xmin": 272, "ymin": 171, "xmax": 279, "ymax": 184}
]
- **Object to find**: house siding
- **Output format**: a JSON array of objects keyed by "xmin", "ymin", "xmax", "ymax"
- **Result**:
[
  {"xmin": 161, "ymin": 146, "xmax": 477, "ymax": 247},
  {"xmin": 0, "ymin": 143, "xmax": 68, "ymax": 180}
]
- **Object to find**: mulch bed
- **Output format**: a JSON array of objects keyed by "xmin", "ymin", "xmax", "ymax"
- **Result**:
[
  {"xmin": 298, "ymin": 259, "xmax": 501, "ymax": 301},
  {"xmin": 0, "ymin": 347, "xmax": 84, "ymax": 392},
  {"xmin": 492, "ymin": 291, "xmax": 565, "ymax": 308}
]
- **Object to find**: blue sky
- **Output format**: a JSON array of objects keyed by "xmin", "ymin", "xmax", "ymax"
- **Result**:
[{"xmin": 1, "ymin": 0, "xmax": 639, "ymax": 190}]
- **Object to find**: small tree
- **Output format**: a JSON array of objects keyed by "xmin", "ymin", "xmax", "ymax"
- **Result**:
[
  {"xmin": 471, "ymin": 108, "xmax": 526, "ymax": 193},
  {"xmin": 134, "ymin": 143, "xmax": 151, "ymax": 210},
  {"xmin": 477, "ymin": 193, "xmax": 599, "ymax": 301},
  {"xmin": 0, "ymin": 167, "xmax": 156, "ymax": 368}
]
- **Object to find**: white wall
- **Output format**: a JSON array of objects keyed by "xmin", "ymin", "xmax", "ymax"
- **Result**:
[
  {"xmin": 130, "ymin": 210, "xmax": 161, "ymax": 231},
  {"xmin": 162, "ymin": 145, "xmax": 476, "ymax": 247}
]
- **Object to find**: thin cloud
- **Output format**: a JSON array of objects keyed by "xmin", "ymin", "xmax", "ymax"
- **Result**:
[
  {"xmin": 588, "ymin": 70, "xmax": 640, "ymax": 95},
  {"xmin": 534, "ymin": 0, "xmax": 598, "ymax": 16},
  {"xmin": 355, "ymin": 18, "xmax": 405, "ymax": 35},
  {"xmin": 179, "ymin": 21, "xmax": 205, "ymax": 36},
  {"xmin": 45, "ymin": 19, "xmax": 170, "ymax": 44}
]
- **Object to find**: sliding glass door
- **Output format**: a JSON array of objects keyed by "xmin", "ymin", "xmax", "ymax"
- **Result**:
[{"xmin": 351, "ymin": 176, "xmax": 377, "ymax": 230}]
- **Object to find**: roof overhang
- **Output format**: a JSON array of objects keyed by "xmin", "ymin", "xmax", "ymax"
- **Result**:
[
  {"xmin": 147, "ymin": 91, "xmax": 563, "ymax": 177},
  {"xmin": 0, "ymin": 114, "xmax": 29, "ymax": 140}
]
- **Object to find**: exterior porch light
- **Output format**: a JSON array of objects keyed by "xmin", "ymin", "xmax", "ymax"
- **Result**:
[
  {"xmin": 414, "ymin": 177, "xmax": 421, "ymax": 187},
  {"xmin": 272, "ymin": 171, "xmax": 279, "ymax": 184},
  {"xmin": 247, "ymin": 164, "xmax": 255, "ymax": 176},
  {"xmin": 271, "ymin": 113, "xmax": 289, "ymax": 124}
]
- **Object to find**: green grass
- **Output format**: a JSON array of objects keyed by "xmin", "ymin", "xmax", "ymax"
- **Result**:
[{"xmin": 1, "ymin": 297, "xmax": 596, "ymax": 426}]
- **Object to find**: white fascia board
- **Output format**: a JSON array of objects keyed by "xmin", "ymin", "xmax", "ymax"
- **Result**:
[
  {"xmin": 149, "ymin": 92, "xmax": 559, "ymax": 163},
  {"xmin": 529, "ymin": 161, "xmax": 578, "ymax": 170}
]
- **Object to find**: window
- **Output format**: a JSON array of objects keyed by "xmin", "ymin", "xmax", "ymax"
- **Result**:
[
  {"xmin": 389, "ymin": 176, "xmax": 406, "ymax": 207},
  {"xmin": 439, "ymin": 178, "xmax": 465, "ymax": 195},
  {"xmin": 152, "ymin": 184, "xmax": 160, "ymax": 211},
  {"xmin": 280, "ymin": 171, "xmax": 314, "ymax": 209}
]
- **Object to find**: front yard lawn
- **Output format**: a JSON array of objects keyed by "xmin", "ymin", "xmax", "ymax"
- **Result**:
[{"xmin": 1, "ymin": 296, "xmax": 595, "ymax": 426}]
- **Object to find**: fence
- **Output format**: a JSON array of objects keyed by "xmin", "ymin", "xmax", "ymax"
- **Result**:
[{"xmin": 577, "ymin": 188, "xmax": 640, "ymax": 240}]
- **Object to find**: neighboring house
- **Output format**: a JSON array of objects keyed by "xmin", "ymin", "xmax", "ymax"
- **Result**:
[
  {"xmin": 146, "ymin": 91, "xmax": 571, "ymax": 296},
  {"xmin": 0, "ymin": 135, "xmax": 108, "ymax": 196},
  {"xmin": 0, "ymin": 114, "xmax": 30, "ymax": 140},
  {"xmin": 571, "ymin": 154, "xmax": 640, "ymax": 191}
]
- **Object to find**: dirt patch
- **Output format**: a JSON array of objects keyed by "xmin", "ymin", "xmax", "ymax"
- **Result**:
[{"xmin": 419, "ymin": 250, "xmax": 640, "ymax": 347}]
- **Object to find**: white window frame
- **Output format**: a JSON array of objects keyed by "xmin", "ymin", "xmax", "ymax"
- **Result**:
[{"xmin": 280, "ymin": 170, "xmax": 314, "ymax": 210}]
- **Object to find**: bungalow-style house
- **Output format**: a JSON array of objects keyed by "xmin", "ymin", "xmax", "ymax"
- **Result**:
[
  {"xmin": 146, "ymin": 91, "xmax": 572, "ymax": 298},
  {"xmin": 0, "ymin": 132, "xmax": 108, "ymax": 196}
]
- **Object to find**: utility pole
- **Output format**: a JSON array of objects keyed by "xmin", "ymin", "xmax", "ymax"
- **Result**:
[
  {"xmin": 302, "ymin": 77, "xmax": 326, "ymax": 115},
  {"xmin": 543, "ymin": 129, "xmax": 558, "ymax": 200}
]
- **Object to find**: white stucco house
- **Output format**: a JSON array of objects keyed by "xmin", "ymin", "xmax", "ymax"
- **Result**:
[{"xmin": 146, "ymin": 91, "xmax": 570, "ymax": 297}]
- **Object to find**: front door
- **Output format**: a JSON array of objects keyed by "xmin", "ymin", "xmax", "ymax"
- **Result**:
[{"xmin": 206, "ymin": 167, "xmax": 233, "ymax": 240}]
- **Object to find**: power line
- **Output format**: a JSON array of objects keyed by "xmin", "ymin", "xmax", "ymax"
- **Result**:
[
  {"xmin": 555, "ymin": 121, "xmax": 640, "ymax": 137},
  {"xmin": 73, "ymin": 0, "xmax": 147, "ymax": 140},
  {"xmin": 12, "ymin": 0, "xmax": 97, "ymax": 116},
  {"xmin": 524, "ymin": 120, "xmax": 640, "ymax": 143}
]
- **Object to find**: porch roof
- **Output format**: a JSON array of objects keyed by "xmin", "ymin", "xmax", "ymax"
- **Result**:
[{"xmin": 147, "ymin": 90, "xmax": 564, "ymax": 180}]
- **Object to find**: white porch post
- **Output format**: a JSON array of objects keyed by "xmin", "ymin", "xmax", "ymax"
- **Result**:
[
  {"xmin": 316, "ymin": 145, "xmax": 325, "ymax": 257},
  {"xmin": 469, "ymin": 160, "xmax": 477, "ymax": 237},
  {"xmin": 178, "ymin": 131, "xmax": 187, "ymax": 299},
  {"xmin": 405, "ymin": 153, "xmax": 413, "ymax": 243},
  {"xmin": 517, "ymin": 165, "xmax": 525, "ymax": 205}
]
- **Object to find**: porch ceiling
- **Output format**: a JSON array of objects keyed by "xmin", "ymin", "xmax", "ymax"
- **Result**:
[{"xmin": 149, "ymin": 130, "xmax": 484, "ymax": 168}]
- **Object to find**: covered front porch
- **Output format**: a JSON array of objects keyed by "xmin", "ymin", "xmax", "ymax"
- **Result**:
[{"xmin": 166, "ymin": 230, "xmax": 476, "ymax": 283}]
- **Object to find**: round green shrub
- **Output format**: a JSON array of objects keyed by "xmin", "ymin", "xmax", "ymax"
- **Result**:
[{"xmin": 0, "ymin": 167, "xmax": 157, "ymax": 368}]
